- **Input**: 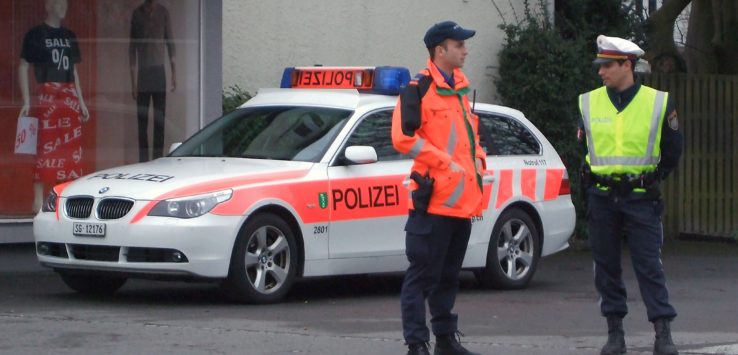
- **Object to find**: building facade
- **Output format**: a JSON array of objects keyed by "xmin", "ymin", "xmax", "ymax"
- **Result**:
[{"xmin": 222, "ymin": 0, "xmax": 552, "ymax": 103}]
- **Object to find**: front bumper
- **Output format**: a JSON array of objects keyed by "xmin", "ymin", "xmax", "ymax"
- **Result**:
[{"xmin": 33, "ymin": 206, "xmax": 243, "ymax": 279}]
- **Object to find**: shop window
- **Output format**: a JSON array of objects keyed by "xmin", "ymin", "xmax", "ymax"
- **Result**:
[{"xmin": 0, "ymin": 0, "xmax": 203, "ymax": 218}]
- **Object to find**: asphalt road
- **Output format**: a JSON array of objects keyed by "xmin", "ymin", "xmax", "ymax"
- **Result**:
[{"xmin": 1, "ymin": 240, "xmax": 737, "ymax": 355}]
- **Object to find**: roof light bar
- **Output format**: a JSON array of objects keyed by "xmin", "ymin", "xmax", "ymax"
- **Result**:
[{"xmin": 280, "ymin": 66, "xmax": 410, "ymax": 95}]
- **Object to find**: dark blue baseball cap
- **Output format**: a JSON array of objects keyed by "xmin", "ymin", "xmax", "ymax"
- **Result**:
[{"xmin": 423, "ymin": 21, "xmax": 476, "ymax": 48}]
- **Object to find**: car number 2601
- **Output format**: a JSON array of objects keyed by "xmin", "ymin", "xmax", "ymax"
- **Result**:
[{"xmin": 73, "ymin": 222, "xmax": 106, "ymax": 237}]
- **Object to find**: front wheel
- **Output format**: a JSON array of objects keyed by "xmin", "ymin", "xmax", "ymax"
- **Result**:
[
  {"xmin": 475, "ymin": 208, "xmax": 541, "ymax": 289},
  {"xmin": 222, "ymin": 213, "xmax": 299, "ymax": 304},
  {"xmin": 58, "ymin": 271, "xmax": 127, "ymax": 295}
]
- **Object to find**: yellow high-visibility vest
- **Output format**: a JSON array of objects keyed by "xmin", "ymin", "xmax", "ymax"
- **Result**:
[{"xmin": 579, "ymin": 85, "xmax": 668, "ymax": 175}]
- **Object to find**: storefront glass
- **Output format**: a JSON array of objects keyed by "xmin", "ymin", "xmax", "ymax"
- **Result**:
[{"xmin": 1, "ymin": 0, "xmax": 203, "ymax": 218}]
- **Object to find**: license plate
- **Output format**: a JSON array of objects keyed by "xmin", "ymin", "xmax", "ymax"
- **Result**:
[{"xmin": 73, "ymin": 222, "xmax": 106, "ymax": 237}]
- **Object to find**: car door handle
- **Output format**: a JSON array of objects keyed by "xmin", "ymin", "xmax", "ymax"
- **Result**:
[{"xmin": 482, "ymin": 174, "xmax": 495, "ymax": 184}]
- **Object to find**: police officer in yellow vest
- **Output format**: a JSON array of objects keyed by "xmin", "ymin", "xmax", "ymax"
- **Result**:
[{"xmin": 578, "ymin": 35, "xmax": 683, "ymax": 355}]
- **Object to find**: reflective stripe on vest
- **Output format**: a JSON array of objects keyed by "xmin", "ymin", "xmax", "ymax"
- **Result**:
[{"xmin": 579, "ymin": 86, "xmax": 667, "ymax": 175}]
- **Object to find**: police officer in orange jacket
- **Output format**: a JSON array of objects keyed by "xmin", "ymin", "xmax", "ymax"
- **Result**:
[{"xmin": 392, "ymin": 21, "xmax": 486, "ymax": 355}]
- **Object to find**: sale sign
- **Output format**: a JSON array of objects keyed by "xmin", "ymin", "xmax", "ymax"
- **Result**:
[{"xmin": 14, "ymin": 116, "xmax": 38, "ymax": 155}]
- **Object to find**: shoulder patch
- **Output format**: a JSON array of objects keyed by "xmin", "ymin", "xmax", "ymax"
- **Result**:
[{"xmin": 667, "ymin": 110, "xmax": 678, "ymax": 130}]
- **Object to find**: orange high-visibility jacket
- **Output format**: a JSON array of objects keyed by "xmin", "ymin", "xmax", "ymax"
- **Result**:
[{"xmin": 392, "ymin": 60, "xmax": 487, "ymax": 218}]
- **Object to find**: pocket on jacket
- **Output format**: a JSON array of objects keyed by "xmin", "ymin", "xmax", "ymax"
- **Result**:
[{"xmin": 434, "ymin": 168, "xmax": 464, "ymax": 208}]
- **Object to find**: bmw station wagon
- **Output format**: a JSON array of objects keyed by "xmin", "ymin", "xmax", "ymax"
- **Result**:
[{"xmin": 34, "ymin": 66, "xmax": 575, "ymax": 303}]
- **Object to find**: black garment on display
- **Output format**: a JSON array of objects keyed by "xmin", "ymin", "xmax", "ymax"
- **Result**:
[
  {"xmin": 21, "ymin": 24, "xmax": 81, "ymax": 83},
  {"xmin": 136, "ymin": 65, "xmax": 166, "ymax": 162},
  {"xmin": 130, "ymin": 2, "xmax": 175, "ymax": 162}
]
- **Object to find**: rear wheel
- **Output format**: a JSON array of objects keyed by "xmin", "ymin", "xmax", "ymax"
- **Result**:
[
  {"xmin": 58, "ymin": 271, "xmax": 127, "ymax": 295},
  {"xmin": 475, "ymin": 208, "xmax": 541, "ymax": 289},
  {"xmin": 222, "ymin": 213, "xmax": 299, "ymax": 303}
]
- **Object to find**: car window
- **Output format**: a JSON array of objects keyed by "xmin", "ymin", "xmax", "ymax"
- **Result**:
[
  {"xmin": 477, "ymin": 112, "xmax": 541, "ymax": 155},
  {"xmin": 171, "ymin": 106, "xmax": 351, "ymax": 162},
  {"xmin": 343, "ymin": 110, "xmax": 409, "ymax": 162}
]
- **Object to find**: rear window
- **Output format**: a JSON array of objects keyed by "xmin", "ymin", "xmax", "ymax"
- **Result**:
[{"xmin": 477, "ymin": 112, "xmax": 541, "ymax": 156}]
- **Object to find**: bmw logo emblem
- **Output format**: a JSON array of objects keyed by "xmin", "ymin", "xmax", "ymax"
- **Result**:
[{"xmin": 99, "ymin": 187, "xmax": 110, "ymax": 194}]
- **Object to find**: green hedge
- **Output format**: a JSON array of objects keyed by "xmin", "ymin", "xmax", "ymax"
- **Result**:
[{"xmin": 222, "ymin": 85, "xmax": 252, "ymax": 114}]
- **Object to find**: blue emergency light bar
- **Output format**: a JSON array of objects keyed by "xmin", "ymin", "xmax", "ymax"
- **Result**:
[{"xmin": 280, "ymin": 66, "xmax": 411, "ymax": 95}]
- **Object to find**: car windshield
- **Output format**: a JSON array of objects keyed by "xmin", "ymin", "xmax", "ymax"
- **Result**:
[{"xmin": 171, "ymin": 106, "xmax": 352, "ymax": 162}]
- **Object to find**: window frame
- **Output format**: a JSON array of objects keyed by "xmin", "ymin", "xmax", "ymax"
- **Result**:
[
  {"xmin": 330, "ymin": 108, "xmax": 410, "ymax": 166},
  {"xmin": 474, "ymin": 110, "xmax": 543, "ymax": 157}
]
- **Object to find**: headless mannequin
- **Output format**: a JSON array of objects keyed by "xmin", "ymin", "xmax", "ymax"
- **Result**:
[{"xmin": 18, "ymin": 0, "xmax": 89, "ymax": 213}]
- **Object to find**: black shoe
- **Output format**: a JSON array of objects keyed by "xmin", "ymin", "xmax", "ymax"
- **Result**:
[
  {"xmin": 653, "ymin": 318, "xmax": 678, "ymax": 355},
  {"xmin": 601, "ymin": 316, "xmax": 626, "ymax": 355},
  {"xmin": 407, "ymin": 342, "xmax": 431, "ymax": 355},
  {"xmin": 434, "ymin": 332, "xmax": 480, "ymax": 355}
]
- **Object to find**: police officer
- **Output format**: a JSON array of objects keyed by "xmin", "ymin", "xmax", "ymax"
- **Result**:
[
  {"xmin": 392, "ymin": 21, "xmax": 486, "ymax": 355},
  {"xmin": 578, "ymin": 35, "xmax": 683, "ymax": 355}
]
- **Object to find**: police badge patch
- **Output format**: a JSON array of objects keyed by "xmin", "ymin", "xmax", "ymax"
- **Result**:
[{"xmin": 667, "ymin": 111, "xmax": 679, "ymax": 130}]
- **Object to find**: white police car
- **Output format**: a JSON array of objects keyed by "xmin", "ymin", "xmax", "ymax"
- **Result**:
[{"xmin": 34, "ymin": 66, "xmax": 575, "ymax": 303}]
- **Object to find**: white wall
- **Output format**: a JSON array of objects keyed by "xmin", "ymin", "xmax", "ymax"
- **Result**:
[{"xmin": 223, "ymin": 0, "xmax": 536, "ymax": 104}]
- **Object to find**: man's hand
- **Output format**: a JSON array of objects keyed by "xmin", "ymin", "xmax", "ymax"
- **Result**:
[
  {"xmin": 449, "ymin": 161, "xmax": 465, "ymax": 174},
  {"xmin": 475, "ymin": 158, "xmax": 484, "ymax": 172}
]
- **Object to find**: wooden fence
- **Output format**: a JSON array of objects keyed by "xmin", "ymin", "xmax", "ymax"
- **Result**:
[{"xmin": 643, "ymin": 74, "xmax": 738, "ymax": 239}]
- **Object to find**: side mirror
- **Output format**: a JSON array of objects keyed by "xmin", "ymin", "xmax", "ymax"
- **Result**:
[
  {"xmin": 344, "ymin": 146, "xmax": 377, "ymax": 165},
  {"xmin": 168, "ymin": 142, "xmax": 182, "ymax": 154}
]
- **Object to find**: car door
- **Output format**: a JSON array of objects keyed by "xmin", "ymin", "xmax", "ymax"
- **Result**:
[
  {"xmin": 327, "ymin": 109, "xmax": 411, "ymax": 258},
  {"xmin": 476, "ymin": 110, "xmax": 544, "ymax": 209}
]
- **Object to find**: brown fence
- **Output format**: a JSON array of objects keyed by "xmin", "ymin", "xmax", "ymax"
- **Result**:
[{"xmin": 643, "ymin": 74, "xmax": 738, "ymax": 239}]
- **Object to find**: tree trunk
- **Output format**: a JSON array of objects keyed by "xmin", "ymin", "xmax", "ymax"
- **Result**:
[
  {"xmin": 644, "ymin": 0, "xmax": 691, "ymax": 73},
  {"xmin": 685, "ymin": 0, "xmax": 738, "ymax": 74}
]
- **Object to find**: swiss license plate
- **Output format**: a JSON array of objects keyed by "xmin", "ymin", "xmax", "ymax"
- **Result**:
[{"xmin": 73, "ymin": 222, "xmax": 106, "ymax": 237}]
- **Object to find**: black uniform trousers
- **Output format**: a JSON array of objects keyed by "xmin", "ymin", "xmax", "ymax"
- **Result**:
[
  {"xmin": 136, "ymin": 65, "xmax": 167, "ymax": 162},
  {"xmin": 401, "ymin": 210, "xmax": 471, "ymax": 345},
  {"xmin": 587, "ymin": 192, "xmax": 677, "ymax": 322}
]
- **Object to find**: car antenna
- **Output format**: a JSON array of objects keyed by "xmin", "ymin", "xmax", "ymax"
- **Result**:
[{"xmin": 472, "ymin": 89, "xmax": 476, "ymax": 114}]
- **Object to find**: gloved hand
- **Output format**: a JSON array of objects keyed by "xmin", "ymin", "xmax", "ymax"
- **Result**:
[
  {"xmin": 410, "ymin": 171, "xmax": 434, "ymax": 213},
  {"xmin": 579, "ymin": 163, "xmax": 592, "ymax": 197},
  {"xmin": 646, "ymin": 178, "xmax": 661, "ymax": 200}
]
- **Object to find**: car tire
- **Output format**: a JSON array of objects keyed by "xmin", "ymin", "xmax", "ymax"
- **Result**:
[
  {"xmin": 223, "ymin": 213, "xmax": 299, "ymax": 304},
  {"xmin": 475, "ymin": 208, "xmax": 541, "ymax": 289},
  {"xmin": 58, "ymin": 271, "xmax": 127, "ymax": 295}
]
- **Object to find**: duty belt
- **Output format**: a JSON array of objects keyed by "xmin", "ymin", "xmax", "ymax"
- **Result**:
[{"xmin": 591, "ymin": 172, "xmax": 658, "ymax": 192}]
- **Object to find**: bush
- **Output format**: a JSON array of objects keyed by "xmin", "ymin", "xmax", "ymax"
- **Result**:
[
  {"xmin": 493, "ymin": 1, "xmax": 599, "ymax": 239},
  {"xmin": 222, "ymin": 85, "xmax": 252, "ymax": 114}
]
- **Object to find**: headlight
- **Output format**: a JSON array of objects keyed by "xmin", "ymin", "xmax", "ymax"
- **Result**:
[
  {"xmin": 148, "ymin": 189, "xmax": 232, "ymax": 218},
  {"xmin": 41, "ymin": 189, "xmax": 58, "ymax": 213}
]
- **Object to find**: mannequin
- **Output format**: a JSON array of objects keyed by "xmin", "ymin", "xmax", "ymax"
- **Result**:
[
  {"xmin": 129, "ymin": 0, "xmax": 176, "ymax": 162},
  {"xmin": 18, "ymin": 0, "xmax": 89, "ymax": 212}
]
